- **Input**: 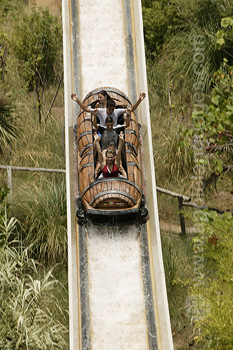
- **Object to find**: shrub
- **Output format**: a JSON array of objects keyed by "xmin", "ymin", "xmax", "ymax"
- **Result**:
[
  {"xmin": 0, "ymin": 211, "xmax": 68, "ymax": 349},
  {"xmin": 13, "ymin": 178, "xmax": 67, "ymax": 264},
  {"xmin": 188, "ymin": 210, "xmax": 233, "ymax": 349},
  {"xmin": 179, "ymin": 57, "xmax": 233, "ymax": 187},
  {"xmin": 11, "ymin": 8, "xmax": 63, "ymax": 123},
  {"xmin": 12, "ymin": 8, "xmax": 62, "ymax": 91},
  {"xmin": 0, "ymin": 93, "xmax": 17, "ymax": 154}
]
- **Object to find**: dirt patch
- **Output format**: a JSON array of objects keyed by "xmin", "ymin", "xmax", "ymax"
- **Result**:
[
  {"xmin": 29, "ymin": 0, "xmax": 62, "ymax": 16},
  {"xmin": 160, "ymin": 220, "xmax": 196, "ymax": 235}
]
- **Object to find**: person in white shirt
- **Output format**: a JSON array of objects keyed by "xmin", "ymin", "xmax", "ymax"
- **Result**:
[{"xmin": 71, "ymin": 92, "xmax": 146, "ymax": 127}]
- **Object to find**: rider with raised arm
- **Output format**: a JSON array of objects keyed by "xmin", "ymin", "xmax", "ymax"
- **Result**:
[
  {"xmin": 94, "ymin": 132, "xmax": 126, "ymax": 178},
  {"xmin": 71, "ymin": 92, "xmax": 146, "ymax": 127}
]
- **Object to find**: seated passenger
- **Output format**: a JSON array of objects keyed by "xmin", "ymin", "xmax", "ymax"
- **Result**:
[
  {"xmin": 71, "ymin": 92, "xmax": 146, "ymax": 127},
  {"xmin": 94, "ymin": 132, "xmax": 126, "ymax": 178},
  {"xmin": 99, "ymin": 116, "xmax": 119, "ymax": 150},
  {"xmin": 93, "ymin": 116, "xmax": 128, "ymax": 175},
  {"xmin": 92, "ymin": 110, "xmax": 131, "ymax": 135},
  {"xmin": 93, "ymin": 90, "xmax": 129, "ymax": 108},
  {"xmin": 95, "ymin": 138, "xmax": 127, "ymax": 177}
]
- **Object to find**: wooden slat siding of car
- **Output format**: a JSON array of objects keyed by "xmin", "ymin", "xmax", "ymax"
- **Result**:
[
  {"xmin": 92, "ymin": 189, "xmax": 135, "ymax": 208},
  {"xmin": 87, "ymin": 94, "xmax": 96, "ymax": 107},
  {"xmin": 125, "ymin": 132, "xmax": 139, "ymax": 152},
  {"xmin": 128, "ymin": 114, "xmax": 139, "ymax": 133},
  {"xmin": 111, "ymin": 92, "xmax": 128, "ymax": 106},
  {"xmin": 95, "ymin": 195, "xmax": 131, "ymax": 208},
  {"xmin": 126, "ymin": 151, "xmax": 141, "ymax": 200},
  {"xmin": 77, "ymin": 112, "xmax": 93, "ymax": 154},
  {"xmin": 79, "ymin": 152, "xmax": 95, "ymax": 203},
  {"xmin": 85, "ymin": 181, "xmax": 107, "ymax": 204},
  {"xmin": 77, "ymin": 108, "xmax": 94, "ymax": 201},
  {"xmin": 125, "ymin": 114, "xmax": 139, "ymax": 150},
  {"xmin": 83, "ymin": 180, "xmax": 135, "ymax": 208}
]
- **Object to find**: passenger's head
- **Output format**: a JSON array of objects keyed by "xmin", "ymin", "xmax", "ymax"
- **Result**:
[
  {"xmin": 106, "ymin": 147, "xmax": 116, "ymax": 164},
  {"xmin": 106, "ymin": 99, "xmax": 116, "ymax": 115},
  {"xmin": 107, "ymin": 139, "xmax": 116, "ymax": 153},
  {"xmin": 98, "ymin": 90, "xmax": 110, "ymax": 105},
  {"xmin": 105, "ymin": 116, "xmax": 114, "ymax": 130}
]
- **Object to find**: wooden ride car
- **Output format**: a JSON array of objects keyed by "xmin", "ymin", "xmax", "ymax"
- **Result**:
[{"xmin": 75, "ymin": 87, "xmax": 148, "ymax": 225}]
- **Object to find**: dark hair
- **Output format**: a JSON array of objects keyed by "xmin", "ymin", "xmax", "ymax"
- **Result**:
[
  {"xmin": 106, "ymin": 149, "xmax": 116, "ymax": 156},
  {"xmin": 105, "ymin": 116, "xmax": 114, "ymax": 124},
  {"xmin": 99, "ymin": 90, "xmax": 111, "ymax": 100},
  {"xmin": 107, "ymin": 99, "xmax": 116, "ymax": 108},
  {"xmin": 107, "ymin": 139, "xmax": 116, "ymax": 148}
]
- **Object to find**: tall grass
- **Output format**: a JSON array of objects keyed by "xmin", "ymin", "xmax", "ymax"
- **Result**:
[
  {"xmin": 147, "ymin": 0, "xmax": 233, "ymax": 97},
  {"xmin": 0, "ymin": 93, "xmax": 18, "ymax": 154},
  {"xmin": 11, "ymin": 178, "xmax": 67, "ymax": 264},
  {"xmin": 148, "ymin": 91, "xmax": 194, "ymax": 192},
  {"xmin": 0, "ymin": 211, "xmax": 68, "ymax": 349},
  {"xmin": 161, "ymin": 232, "xmax": 194, "ymax": 347},
  {"xmin": 5, "ymin": 88, "xmax": 65, "ymax": 169}
]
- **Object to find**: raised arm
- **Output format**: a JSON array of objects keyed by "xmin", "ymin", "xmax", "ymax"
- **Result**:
[
  {"xmin": 115, "ymin": 132, "xmax": 124, "ymax": 168},
  {"xmin": 129, "ymin": 92, "xmax": 146, "ymax": 112},
  {"xmin": 123, "ymin": 111, "xmax": 131, "ymax": 129},
  {"xmin": 94, "ymin": 133, "xmax": 105, "ymax": 169},
  {"xmin": 92, "ymin": 109, "xmax": 99, "ymax": 129},
  {"xmin": 71, "ymin": 93, "xmax": 91, "ymax": 113}
]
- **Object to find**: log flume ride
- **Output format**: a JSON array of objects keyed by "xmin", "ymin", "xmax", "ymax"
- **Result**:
[{"xmin": 75, "ymin": 87, "xmax": 148, "ymax": 225}]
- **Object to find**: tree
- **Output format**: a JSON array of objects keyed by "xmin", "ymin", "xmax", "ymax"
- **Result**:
[
  {"xmin": 142, "ymin": 0, "xmax": 179, "ymax": 58},
  {"xmin": 12, "ymin": 8, "xmax": 63, "ymax": 123}
]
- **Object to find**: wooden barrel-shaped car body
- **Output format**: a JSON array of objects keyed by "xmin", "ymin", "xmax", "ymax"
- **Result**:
[{"xmin": 75, "ymin": 87, "xmax": 147, "ymax": 225}]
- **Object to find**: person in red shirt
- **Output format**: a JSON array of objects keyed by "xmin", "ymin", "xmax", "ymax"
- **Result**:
[{"xmin": 94, "ymin": 131, "xmax": 126, "ymax": 178}]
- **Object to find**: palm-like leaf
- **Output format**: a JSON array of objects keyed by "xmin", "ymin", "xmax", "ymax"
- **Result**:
[{"xmin": 0, "ymin": 95, "xmax": 17, "ymax": 154}]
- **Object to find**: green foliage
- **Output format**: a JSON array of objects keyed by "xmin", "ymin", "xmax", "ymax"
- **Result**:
[
  {"xmin": 188, "ymin": 210, "xmax": 233, "ymax": 349},
  {"xmin": 216, "ymin": 17, "xmax": 233, "ymax": 51},
  {"xmin": 153, "ymin": 121, "xmax": 194, "ymax": 181},
  {"xmin": 0, "ymin": 0, "xmax": 21, "ymax": 18},
  {"xmin": 0, "ymin": 211, "xmax": 68, "ymax": 349},
  {"xmin": 0, "ymin": 93, "xmax": 18, "ymax": 154},
  {"xmin": 0, "ymin": 3, "xmax": 68, "ymax": 346},
  {"xmin": 143, "ymin": 1, "xmax": 233, "ymax": 98},
  {"xmin": 148, "ymin": 83, "xmax": 194, "ymax": 189},
  {"xmin": 179, "ymin": 58, "xmax": 233, "ymax": 179},
  {"xmin": 0, "ymin": 186, "xmax": 9, "ymax": 225},
  {"xmin": 161, "ymin": 233, "xmax": 193, "ymax": 343},
  {"xmin": 0, "ymin": 30, "xmax": 7, "ymax": 82},
  {"xmin": 13, "ymin": 179, "xmax": 67, "ymax": 264},
  {"xmin": 142, "ymin": 0, "xmax": 179, "ymax": 57},
  {"xmin": 6, "ymin": 90, "xmax": 65, "ymax": 169},
  {"xmin": 12, "ymin": 8, "xmax": 62, "ymax": 91}
]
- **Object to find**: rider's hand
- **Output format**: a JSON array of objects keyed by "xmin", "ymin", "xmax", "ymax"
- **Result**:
[
  {"xmin": 119, "ymin": 131, "xmax": 124, "ymax": 140},
  {"xmin": 93, "ymin": 132, "xmax": 99, "ymax": 141},
  {"xmin": 71, "ymin": 93, "xmax": 77, "ymax": 100},
  {"xmin": 139, "ymin": 92, "xmax": 146, "ymax": 101}
]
